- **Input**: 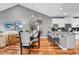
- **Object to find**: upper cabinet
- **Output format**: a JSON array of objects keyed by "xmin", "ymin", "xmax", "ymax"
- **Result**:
[
  {"xmin": 52, "ymin": 17, "xmax": 79, "ymax": 27},
  {"xmin": 52, "ymin": 18, "xmax": 66, "ymax": 27},
  {"xmin": 71, "ymin": 18, "xmax": 79, "ymax": 27}
]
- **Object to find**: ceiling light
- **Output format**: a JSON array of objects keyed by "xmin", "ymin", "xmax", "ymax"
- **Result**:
[
  {"xmin": 64, "ymin": 12, "xmax": 67, "ymax": 15},
  {"xmin": 59, "ymin": 8, "xmax": 63, "ymax": 10}
]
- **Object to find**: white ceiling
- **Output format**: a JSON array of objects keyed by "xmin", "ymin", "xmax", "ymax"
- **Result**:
[
  {"xmin": 0, "ymin": 3, "xmax": 17, "ymax": 12},
  {"xmin": 20, "ymin": 3, "xmax": 63, "ymax": 17},
  {"xmin": 0, "ymin": 3, "xmax": 79, "ymax": 17},
  {"xmin": 56, "ymin": 3, "xmax": 79, "ymax": 17}
]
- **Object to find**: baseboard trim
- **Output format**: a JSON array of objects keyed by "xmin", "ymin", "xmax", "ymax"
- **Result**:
[
  {"xmin": 40, "ymin": 37, "xmax": 48, "ymax": 38},
  {"xmin": 58, "ymin": 44, "xmax": 68, "ymax": 50},
  {"xmin": 55, "ymin": 41, "xmax": 68, "ymax": 50},
  {"xmin": 40, "ymin": 37, "xmax": 68, "ymax": 50}
]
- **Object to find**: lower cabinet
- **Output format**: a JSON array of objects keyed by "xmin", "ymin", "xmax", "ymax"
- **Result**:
[
  {"xmin": 48, "ymin": 31, "xmax": 75, "ymax": 49},
  {"xmin": 55, "ymin": 37, "xmax": 60, "ymax": 44},
  {"xmin": 0, "ymin": 31, "xmax": 19, "ymax": 48},
  {"xmin": 60, "ymin": 32, "xmax": 75, "ymax": 49},
  {"xmin": 0, "ymin": 35, "xmax": 8, "ymax": 48},
  {"xmin": 8, "ymin": 34, "xmax": 19, "ymax": 45}
]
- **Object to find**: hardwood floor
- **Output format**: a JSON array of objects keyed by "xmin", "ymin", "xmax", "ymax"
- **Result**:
[{"xmin": 0, "ymin": 38, "xmax": 79, "ymax": 55}]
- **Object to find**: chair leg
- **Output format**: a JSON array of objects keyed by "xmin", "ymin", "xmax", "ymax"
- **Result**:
[
  {"xmin": 20, "ymin": 43, "xmax": 22, "ymax": 55},
  {"xmin": 53, "ymin": 38, "xmax": 56, "ymax": 46},
  {"xmin": 18, "ymin": 32, "xmax": 22, "ymax": 55},
  {"xmin": 28, "ymin": 49, "xmax": 30, "ymax": 54},
  {"xmin": 20, "ymin": 47, "xmax": 22, "ymax": 54},
  {"xmin": 28, "ymin": 43, "xmax": 30, "ymax": 54},
  {"xmin": 38, "ymin": 39, "xmax": 40, "ymax": 48}
]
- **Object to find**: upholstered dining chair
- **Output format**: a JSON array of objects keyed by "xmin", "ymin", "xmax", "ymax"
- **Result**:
[
  {"xmin": 30, "ymin": 31, "xmax": 41, "ymax": 48},
  {"xmin": 16, "ymin": 31, "xmax": 31, "ymax": 54}
]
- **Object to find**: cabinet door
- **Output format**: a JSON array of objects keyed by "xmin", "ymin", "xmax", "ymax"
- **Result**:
[
  {"xmin": 67, "ymin": 34, "xmax": 75, "ymax": 49},
  {"xmin": 0, "ymin": 36, "xmax": 6, "ymax": 48},
  {"xmin": 75, "ymin": 34, "xmax": 79, "ymax": 40},
  {"xmin": 60, "ymin": 33, "xmax": 67, "ymax": 48}
]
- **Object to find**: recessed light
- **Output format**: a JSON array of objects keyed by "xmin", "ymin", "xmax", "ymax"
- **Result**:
[
  {"xmin": 64, "ymin": 12, "xmax": 67, "ymax": 15},
  {"xmin": 60, "ymin": 8, "xmax": 63, "ymax": 10}
]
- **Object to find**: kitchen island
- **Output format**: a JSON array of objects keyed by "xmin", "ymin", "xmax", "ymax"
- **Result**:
[
  {"xmin": 59, "ymin": 32, "xmax": 75, "ymax": 50},
  {"xmin": 48, "ymin": 31, "xmax": 75, "ymax": 50}
]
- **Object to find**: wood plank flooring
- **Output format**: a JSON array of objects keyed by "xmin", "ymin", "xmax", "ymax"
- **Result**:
[{"xmin": 0, "ymin": 38, "xmax": 79, "ymax": 55}]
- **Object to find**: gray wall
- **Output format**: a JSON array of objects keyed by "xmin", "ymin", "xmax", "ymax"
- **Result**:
[{"xmin": 0, "ymin": 5, "xmax": 51, "ymax": 37}]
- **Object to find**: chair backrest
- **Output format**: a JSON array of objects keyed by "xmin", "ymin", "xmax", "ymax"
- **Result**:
[{"xmin": 20, "ymin": 31, "xmax": 30, "ymax": 46}]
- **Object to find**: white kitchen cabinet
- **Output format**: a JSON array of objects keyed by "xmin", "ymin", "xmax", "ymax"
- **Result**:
[
  {"xmin": 66, "ymin": 33, "xmax": 75, "ymax": 48},
  {"xmin": 74, "ymin": 32, "xmax": 79, "ymax": 40},
  {"xmin": 0, "ymin": 36, "xmax": 5, "ymax": 48},
  {"xmin": 60, "ymin": 32, "xmax": 75, "ymax": 49},
  {"xmin": 0, "ymin": 34, "xmax": 8, "ymax": 48},
  {"xmin": 52, "ymin": 18, "xmax": 66, "ymax": 27}
]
